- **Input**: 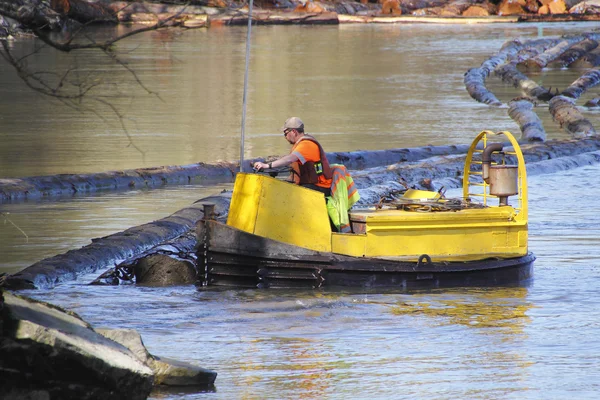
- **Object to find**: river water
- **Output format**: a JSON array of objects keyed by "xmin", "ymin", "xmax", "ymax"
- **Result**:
[{"xmin": 3, "ymin": 22, "xmax": 600, "ymax": 399}]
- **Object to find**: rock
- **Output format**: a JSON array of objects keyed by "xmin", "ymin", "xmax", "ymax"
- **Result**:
[
  {"xmin": 97, "ymin": 328, "xmax": 217, "ymax": 386},
  {"xmin": 0, "ymin": 291, "xmax": 154, "ymax": 399},
  {"xmin": 1, "ymin": 290, "xmax": 217, "ymax": 396}
]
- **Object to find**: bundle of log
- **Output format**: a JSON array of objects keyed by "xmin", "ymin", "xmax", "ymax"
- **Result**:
[
  {"xmin": 465, "ymin": 33, "xmax": 600, "ymax": 141},
  {"xmin": 7, "ymin": 0, "xmax": 600, "ymax": 30}
]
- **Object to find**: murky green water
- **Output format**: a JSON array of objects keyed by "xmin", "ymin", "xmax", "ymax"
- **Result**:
[{"xmin": 3, "ymin": 22, "xmax": 600, "ymax": 399}]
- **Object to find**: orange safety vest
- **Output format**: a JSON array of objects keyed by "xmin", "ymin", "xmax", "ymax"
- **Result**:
[{"xmin": 289, "ymin": 135, "xmax": 333, "ymax": 188}]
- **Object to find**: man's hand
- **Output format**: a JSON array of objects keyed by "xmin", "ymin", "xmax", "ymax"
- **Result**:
[{"xmin": 253, "ymin": 161, "xmax": 269, "ymax": 171}]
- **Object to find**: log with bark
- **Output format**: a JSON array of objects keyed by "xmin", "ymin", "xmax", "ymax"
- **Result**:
[
  {"xmin": 1, "ymin": 144, "xmax": 475, "ymax": 203},
  {"xmin": 464, "ymin": 40, "xmax": 529, "ymax": 106},
  {"xmin": 547, "ymin": 37, "xmax": 599, "ymax": 69},
  {"xmin": 507, "ymin": 97, "xmax": 546, "ymax": 142},
  {"xmin": 562, "ymin": 67, "xmax": 600, "ymax": 99},
  {"xmin": 569, "ymin": 46, "xmax": 600, "ymax": 69},
  {"xmin": 464, "ymin": 38, "xmax": 559, "ymax": 106},
  {"xmin": 495, "ymin": 61, "xmax": 556, "ymax": 101},
  {"xmin": 461, "ymin": 2, "xmax": 497, "ymax": 16},
  {"xmin": 0, "ymin": 0, "xmax": 63, "ymax": 30},
  {"xmin": 50, "ymin": 0, "xmax": 117, "ymax": 23},
  {"xmin": 549, "ymin": 95, "xmax": 597, "ymax": 138},
  {"xmin": 520, "ymin": 35, "xmax": 586, "ymax": 71}
]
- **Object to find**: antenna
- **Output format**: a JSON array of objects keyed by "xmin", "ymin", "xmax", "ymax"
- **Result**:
[{"xmin": 239, "ymin": 0, "xmax": 254, "ymax": 172}]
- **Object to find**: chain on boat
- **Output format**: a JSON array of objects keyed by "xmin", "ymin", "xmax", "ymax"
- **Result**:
[{"xmin": 375, "ymin": 188, "xmax": 488, "ymax": 212}]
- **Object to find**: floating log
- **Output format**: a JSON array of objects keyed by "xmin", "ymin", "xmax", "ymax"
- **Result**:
[
  {"xmin": 585, "ymin": 97, "xmax": 600, "ymax": 108},
  {"xmin": 495, "ymin": 61, "xmax": 555, "ymax": 101},
  {"xmin": 520, "ymin": 34, "xmax": 586, "ymax": 71},
  {"xmin": 562, "ymin": 67, "xmax": 600, "ymax": 99},
  {"xmin": 547, "ymin": 38, "xmax": 599, "ymax": 68},
  {"xmin": 507, "ymin": 97, "xmax": 546, "ymax": 142},
  {"xmin": 464, "ymin": 40, "xmax": 528, "ymax": 106},
  {"xmin": 569, "ymin": 46, "xmax": 600, "ymax": 69},
  {"xmin": 464, "ymin": 67, "xmax": 503, "ymax": 106},
  {"xmin": 549, "ymin": 95, "xmax": 597, "ymax": 138}
]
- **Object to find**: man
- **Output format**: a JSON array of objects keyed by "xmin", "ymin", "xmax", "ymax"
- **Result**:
[{"xmin": 253, "ymin": 117, "xmax": 333, "ymax": 196}]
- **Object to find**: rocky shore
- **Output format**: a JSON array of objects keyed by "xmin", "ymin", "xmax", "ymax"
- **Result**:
[{"xmin": 0, "ymin": 289, "xmax": 217, "ymax": 398}]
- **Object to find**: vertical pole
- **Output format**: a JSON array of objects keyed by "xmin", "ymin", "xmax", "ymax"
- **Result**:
[{"xmin": 239, "ymin": 0, "xmax": 254, "ymax": 173}]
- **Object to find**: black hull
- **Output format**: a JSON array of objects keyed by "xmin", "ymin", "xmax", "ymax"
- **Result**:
[{"xmin": 196, "ymin": 220, "xmax": 535, "ymax": 289}]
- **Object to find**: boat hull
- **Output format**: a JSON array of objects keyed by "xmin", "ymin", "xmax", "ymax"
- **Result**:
[{"xmin": 196, "ymin": 220, "xmax": 535, "ymax": 289}]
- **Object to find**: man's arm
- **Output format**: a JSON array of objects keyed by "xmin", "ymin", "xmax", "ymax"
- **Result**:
[{"xmin": 253, "ymin": 153, "xmax": 299, "ymax": 171}]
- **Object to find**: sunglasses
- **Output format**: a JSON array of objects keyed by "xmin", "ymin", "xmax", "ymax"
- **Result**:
[{"xmin": 283, "ymin": 128, "xmax": 293, "ymax": 137}]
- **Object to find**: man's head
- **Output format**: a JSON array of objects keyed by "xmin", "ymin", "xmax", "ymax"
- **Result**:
[{"xmin": 281, "ymin": 117, "xmax": 304, "ymax": 144}]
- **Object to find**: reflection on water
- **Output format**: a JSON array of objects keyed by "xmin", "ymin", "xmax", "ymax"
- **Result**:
[{"xmin": 389, "ymin": 287, "xmax": 531, "ymax": 333}]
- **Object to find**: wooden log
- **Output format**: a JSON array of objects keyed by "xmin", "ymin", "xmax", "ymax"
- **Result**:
[
  {"xmin": 461, "ymin": 3, "xmax": 496, "ymax": 16},
  {"xmin": 496, "ymin": 62, "xmax": 556, "ymax": 101},
  {"xmin": 538, "ymin": 0, "xmax": 567, "ymax": 13},
  {"xmin": 464, "ymin": 68, "xmax": 503, "ymax": 106},
  {"xmin": 464, "ymin": 40, "xmax": 528, "ymax": 106},
  {"xmin": 547, "ymin": 38, "xmax": 598, "ymax": 68},
  {"xmin": 549, "ymin": 95, "xmax": 597, "ymax": 138},
  {"xmin": 402, "ymin": 0, "xmax": 447, "ymax": 13},
  {"xmin": 107, "ymin": 1, "xmax": 219, "ymax": 14},
  {"xmin": 50, "ymin": 0, "xmax": 117, "ymax": 23},
  {"xmin": 507, "ymin": 97, "xmax": 546, "ymax": 142},
  {"xmin": 381, "ymin": 0, "xmax": 402, "ymax": 15},
  {"xmin": 562, "ymin": 67, "xmax": 600, "ymax": 99},
  {"xmin": 520, "ymin": 34, "xmax": 586, "ymax": 71},
  {"xmin": 210, "ymin": 10, "xmax": 339, "ymax": 25},
  {"xmin": 497, "ymin": 0, "xmax": 526, "ymax": 15},
  {"xmin": 569, "ymin": 0, "xmax": 600, "ymax": 13},
  {"xmin": 419, "ymin": 0, "xmax": 474, "ymax": 16},
  {"xmin": 569, "ymin": 46, "xmax": 600, "ymax": 69},
  {"xmin": 5, "ymin": 0, "xmax": 63, "ymax": 30},
  {"xmin": 517, "ymin": 13, "xmax": 600, "ymax": 22}
]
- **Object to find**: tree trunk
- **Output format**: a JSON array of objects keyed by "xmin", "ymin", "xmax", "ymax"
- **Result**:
[
  {"xmin": 495, "ymin": 62, "xmax": 556, "ymax": 101},
  {"xmin": 520, "ymin": 35, "xmax": 586, "ymax": 71},
  {"xmin": 507, "ymin": 97, "xmax": 546, "ymax": 142},
  {"xmin": 549, "ymin": 95, "xmax": 597, "ymax": 138},
  {"xmin": 57, "ymin": 0, "xmax": 117, "ymax": 23},
  {"xmin": 547, "ymin": 38, "xmax": 599, "ymax": 68},
  {"xmin": 562, "ymin": 67, "xmax": 600, "ymax": 99},
  {"xmin": 569, "ymin": 46, "xmax": 600, "ymax": 69}
]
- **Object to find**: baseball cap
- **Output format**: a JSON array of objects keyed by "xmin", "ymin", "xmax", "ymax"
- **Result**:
[{"xmin": 280, "ymin": 117, "xmax": 304, "ymax": 132}]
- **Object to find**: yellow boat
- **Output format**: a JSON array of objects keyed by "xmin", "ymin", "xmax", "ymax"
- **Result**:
[{"xmin": 196, "ymin": 130, "xmax": 534, "ymax": 289}]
